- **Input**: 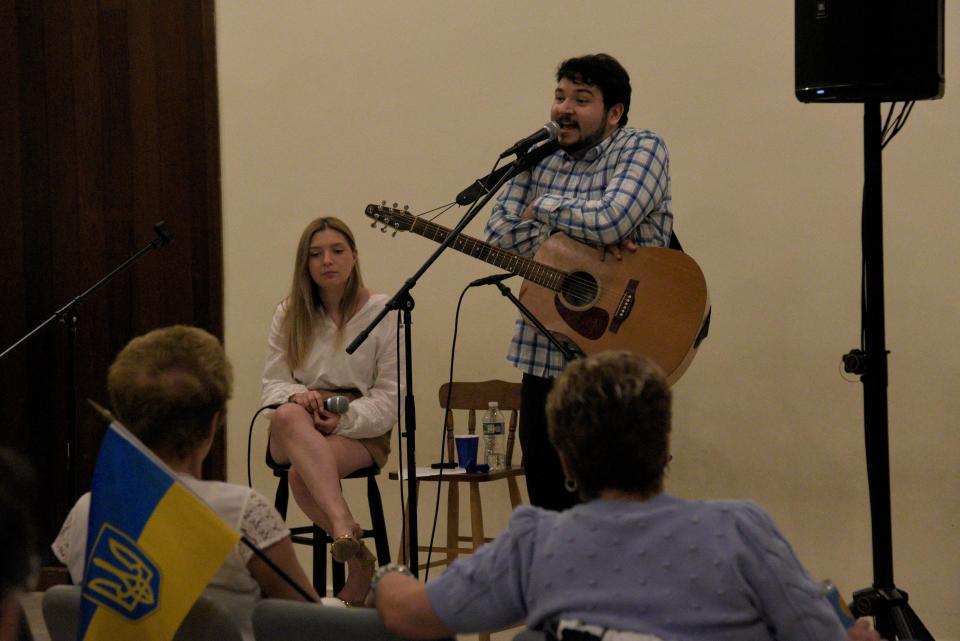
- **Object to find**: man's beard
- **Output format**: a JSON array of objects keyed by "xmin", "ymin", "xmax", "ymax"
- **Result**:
[{"xmin": 558, "ymin": 118, "xmax": 613, "ymax": 155}]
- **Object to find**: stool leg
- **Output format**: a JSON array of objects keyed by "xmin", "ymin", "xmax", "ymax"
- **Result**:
[
  {"xmin": 446, "ymin": 482, "xmax": 460, "ymax": 564},
  {"xmin": 507, "ymin": 476, "xmax": 522, "ymax": 509},
  {"xmin": 367, "ymin": 476, "xmax": 390, "ymax": 565},
  {"xmin": 274, "ymin": 474, "xmax": 290, "ymax": 519},
  {"xmin": 469, "ymin": 482, "xmax": 484, "ymax": 551},
  {"xmin": 312, "ymin": 524, "xmax": 327, "ymax": 596}
]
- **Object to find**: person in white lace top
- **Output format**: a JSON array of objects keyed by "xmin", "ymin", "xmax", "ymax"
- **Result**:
[
  {"xmin": 261, "ymin": 216, "xmax": 402, "ymax": 605},
  {"xmin": 52, "ymin": 325, "xmax": 323, "ymax": 641}
]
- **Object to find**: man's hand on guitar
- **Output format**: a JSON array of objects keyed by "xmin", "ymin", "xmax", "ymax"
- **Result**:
[{"xmin": 597, "ymin": 238, "xmax": 638, "ymax": 262}]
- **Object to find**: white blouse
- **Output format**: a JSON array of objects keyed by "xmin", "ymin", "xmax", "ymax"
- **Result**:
[{"xmin": 260, "ymin": 293, "xmax": 403, "ymax": 440}]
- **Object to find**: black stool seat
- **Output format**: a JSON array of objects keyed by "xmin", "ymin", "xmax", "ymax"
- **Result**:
[{"xmin": 266, "ymin": 455, "xmax": 390, "ymax": 596}]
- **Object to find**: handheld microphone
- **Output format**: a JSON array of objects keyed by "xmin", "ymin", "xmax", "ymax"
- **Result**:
[
  {"xmin": 499, "ymin": 121, "xmax": 561, "ymax": 159},
  {"xmin": 263, "ymin": 395, "xmax": 351, "ymax": 414},
  {"xmin": 322, "ymin": 395, "xmax": 350, "ymax": 415},
  {"xmin": 469, "ymin": 273, "xmax": 515, "ymax": 287}
]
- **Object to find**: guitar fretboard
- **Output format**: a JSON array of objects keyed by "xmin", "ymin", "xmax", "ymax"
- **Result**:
[{"xmin": 401, "ymin": 212, "xmax": 566, "ymax": 291}]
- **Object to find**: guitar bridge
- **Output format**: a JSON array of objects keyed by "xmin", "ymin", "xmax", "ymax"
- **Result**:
[{"xmin": 609, "ymin": 280, "xmax": 638, "ymax": 334}]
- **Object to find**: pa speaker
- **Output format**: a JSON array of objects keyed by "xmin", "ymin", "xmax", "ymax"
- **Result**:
[{"xmin": 795, "ymin": 0, "xmax": 944, "ymax": 102}]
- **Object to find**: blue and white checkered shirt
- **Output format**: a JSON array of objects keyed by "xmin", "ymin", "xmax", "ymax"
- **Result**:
[{"xmin": 484, "ymin": 127, "xmax": 672, "ymax": 378}]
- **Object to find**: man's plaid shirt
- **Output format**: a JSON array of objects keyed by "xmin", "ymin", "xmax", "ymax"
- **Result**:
[{"xmin": 484, "ymin": 126, "xmax": 673, "ymax": 378}]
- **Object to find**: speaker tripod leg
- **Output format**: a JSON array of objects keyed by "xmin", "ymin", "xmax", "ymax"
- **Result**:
[{"xmin": 851, "ymin": 586, "xmax": 934, "ymax": 641}]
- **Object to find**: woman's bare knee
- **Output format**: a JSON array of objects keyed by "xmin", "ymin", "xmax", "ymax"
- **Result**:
[{"xmin": 270, "ymin": 404, "xmax": 312, "ymax": 440}]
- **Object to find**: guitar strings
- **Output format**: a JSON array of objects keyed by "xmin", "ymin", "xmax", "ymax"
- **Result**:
[{"xmin": 379, "ymin": 204, "xmax": 630, "ymax": 309}]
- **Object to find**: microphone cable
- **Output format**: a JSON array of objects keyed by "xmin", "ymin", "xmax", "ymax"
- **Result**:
[
  {"xmin": 246, "ymin": 403, "xmax": 283, "ymax": 488},
  {"xmin": 423, "ymin": 281, "xmax": 479, "ymax": 582}
]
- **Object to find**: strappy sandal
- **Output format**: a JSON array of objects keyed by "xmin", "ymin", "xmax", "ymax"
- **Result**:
[{"xmin": 330, "ymin": 534, "xmax": 362, "ymax": 563}]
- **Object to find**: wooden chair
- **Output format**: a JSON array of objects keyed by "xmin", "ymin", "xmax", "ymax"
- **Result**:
[{"xmin": 392, "ymin": 379, "xmax": 524, "ymax": 571}]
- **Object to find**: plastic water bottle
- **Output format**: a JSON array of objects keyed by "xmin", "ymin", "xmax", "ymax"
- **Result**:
[{"xmin": 481, "ymin": 402, "xmax": 505, "ymax": 471}]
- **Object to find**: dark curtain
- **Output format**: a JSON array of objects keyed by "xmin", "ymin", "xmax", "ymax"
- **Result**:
[{"xmin": 0, "ymin": 0, "xmax": 224, "ymax": 564}]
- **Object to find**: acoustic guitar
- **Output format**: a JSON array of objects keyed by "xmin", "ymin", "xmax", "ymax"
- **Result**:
[{"xmin": 365, "ymin": 203, "xmax": 711, "ymax": 384}]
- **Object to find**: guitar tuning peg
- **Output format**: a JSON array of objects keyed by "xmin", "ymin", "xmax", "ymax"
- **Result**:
[
  {"xmin": 403, "ymin": 205, "xmax": 409, "ymax": 212},
  {"xmin": 392, "ymin": 202, "xmax": 398, "ymax": 209},
  {"xmin": 391, "ymin": 229, "xmax": 398, "ymax": 237},
  {"xmin": 381, "ymin": 225, "xmax": 389, "ymax": 233},
  {"xmin": 370, "ymin": 220, "xmax": 377, "ymax": 227}
]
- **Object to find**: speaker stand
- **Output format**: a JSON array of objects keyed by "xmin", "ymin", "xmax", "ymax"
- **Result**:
[{"xmin": 845, "ymin": 102, "xmax": 934, "ymax": 641}]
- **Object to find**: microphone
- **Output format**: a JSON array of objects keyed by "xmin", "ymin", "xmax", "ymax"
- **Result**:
[
  {"xmin": 263, "ymin": 395, "xmax": 351, "ymax": 414},
  {"xmin": 456, "ymin": 140, "xmax": 560, "ymax": 205},
  {"xmin": 153, "ymin": 221, "xmax": 173, "ymax": 246},
  {"xmin": 322, "ymin": 395, "xmax": 350, "ymax": 415},
  {"xmin": 469, "ymin": 273, "xmax": 515, "ymax": 287},
  {"xmin": 498, "ymin": 121, "xmax": 561, "ymax": 159}
]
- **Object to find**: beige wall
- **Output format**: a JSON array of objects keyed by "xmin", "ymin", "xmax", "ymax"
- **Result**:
[{"xmin": 216, "ymin": 2, "xmax": 960, "ymax": 636}]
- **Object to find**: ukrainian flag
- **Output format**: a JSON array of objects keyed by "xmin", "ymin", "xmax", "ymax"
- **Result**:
[{"xmin": 79, "ymin": 423, "xmax": 240, "ymax": 641}]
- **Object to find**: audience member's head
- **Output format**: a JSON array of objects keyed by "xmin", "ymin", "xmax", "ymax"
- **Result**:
[
  {"xmin": 107, "ymin": 325, "xmax": 233, "ymax": 461},
  {"xmin": 547, "ymin": 351, "xmax": 671, "ymax": 500},
  {"xmin": 0, "ymin": 447, "xmax": 38, "ymax": 641}
]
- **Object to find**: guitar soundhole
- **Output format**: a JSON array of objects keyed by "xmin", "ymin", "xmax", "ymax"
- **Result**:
[{"xmin": 560, "ymin": 271, "xmax": 598, "ymax": 310}]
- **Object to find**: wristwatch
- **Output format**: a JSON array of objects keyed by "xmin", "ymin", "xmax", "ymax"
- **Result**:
[{"xmin": 369, "ymin": 563, "xmax": 414, "ymax": 598}]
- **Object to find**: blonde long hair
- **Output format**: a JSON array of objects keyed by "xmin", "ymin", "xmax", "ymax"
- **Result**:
[{"xmin": 282, "ymin": 216, "xmax": 364, "ymax": 371}]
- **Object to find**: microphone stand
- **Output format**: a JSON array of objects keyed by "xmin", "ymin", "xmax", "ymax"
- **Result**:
[
  {"xmin": 347, "ymin": 150, "xmax": 547, "ymax": 575},
  {"xmin": 0, "ymin": 221, "xmax": 173, "ymax": 500},
  {"xmin": 472, "ymin": 276, "xmax": 582, "ymax": 363}
]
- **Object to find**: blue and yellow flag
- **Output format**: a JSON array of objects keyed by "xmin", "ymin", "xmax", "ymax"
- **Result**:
[{"xmin": 79, "ymin": 423, "xmax": 240, "ymax": 641}]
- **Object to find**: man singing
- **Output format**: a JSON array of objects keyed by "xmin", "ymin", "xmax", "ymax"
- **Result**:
[{"xmin": 485, "ymin": 53, "xmax": 673, "ymax": 510}]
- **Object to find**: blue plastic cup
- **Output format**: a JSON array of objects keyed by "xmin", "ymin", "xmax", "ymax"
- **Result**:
[{"xmin": 454, "ymin": 434, "xmax": 479, "ymax": 470}]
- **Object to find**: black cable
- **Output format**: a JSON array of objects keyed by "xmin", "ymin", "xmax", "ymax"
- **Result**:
[
  {"xmin": 423, "ymin": 283, "xmax": 472, "ymax": 582},
  {"xmin": 240, "ymin": 536, "xmax": 317, "ymax": 602},
  {"xmin": 247, "ymin": 403, "xmax": 282, "ymax": 488},
  {"xmin": 881, "ymin": 101, "xmax": 914, "ymax": 149}
]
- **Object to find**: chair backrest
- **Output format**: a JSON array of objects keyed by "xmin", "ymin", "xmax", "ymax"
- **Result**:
[
  {"xmin": 438, "ymin": 380, "xmax": 522, "ymax": 467},
  {"xmin": 42, "ymin": 585, "xmax": 243, "ymax": 641},
  {"xmin": 252, "ymin": 598, "xmax": 404, "ymax": 641}
]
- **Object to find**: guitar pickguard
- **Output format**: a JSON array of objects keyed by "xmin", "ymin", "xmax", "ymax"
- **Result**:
[{"xmin": 554, "ymin": 296, "xmax": 608, "ymax": 340}]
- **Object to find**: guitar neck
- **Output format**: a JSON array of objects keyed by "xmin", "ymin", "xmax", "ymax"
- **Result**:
[{"xmin": 403, "ymin": 216, "xmax": 565, "ymax": 290}]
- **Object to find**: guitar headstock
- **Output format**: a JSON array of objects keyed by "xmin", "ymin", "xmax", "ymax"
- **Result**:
[{"xmin": 365, "ymin": 202, "xmax": 414, "ymax": 234}]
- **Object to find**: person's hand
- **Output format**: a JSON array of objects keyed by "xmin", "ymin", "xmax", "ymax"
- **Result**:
[
  {"xmin": 596, "ymin": 238, "xmax": 638, "ymax": 261},
  {"xmin": 289, "ymin": 390, "xmax": 324, "ymax": 414},
  {"xmin": 311, "ymin": 409, "xmax": 341, "ymax": 435},
  {"xmin": 847, "ymin": 618, "xmax": 885, "ymax": 641},
  {"xmin": 288, "ymin": 391, "xmax": 341, "ymax": 434}
]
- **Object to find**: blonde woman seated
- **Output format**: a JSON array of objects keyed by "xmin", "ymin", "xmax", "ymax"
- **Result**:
[
  {"xmin": 372, "ymin": 351, "xmax": 881, "ymax": 641},
  {"xmin": 52, "ymin": 326, "xmax": 324, "ymax": 641},
  {"xmin": 261, "ymin": 216, "xmax": 402, "ymax": 605}
]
